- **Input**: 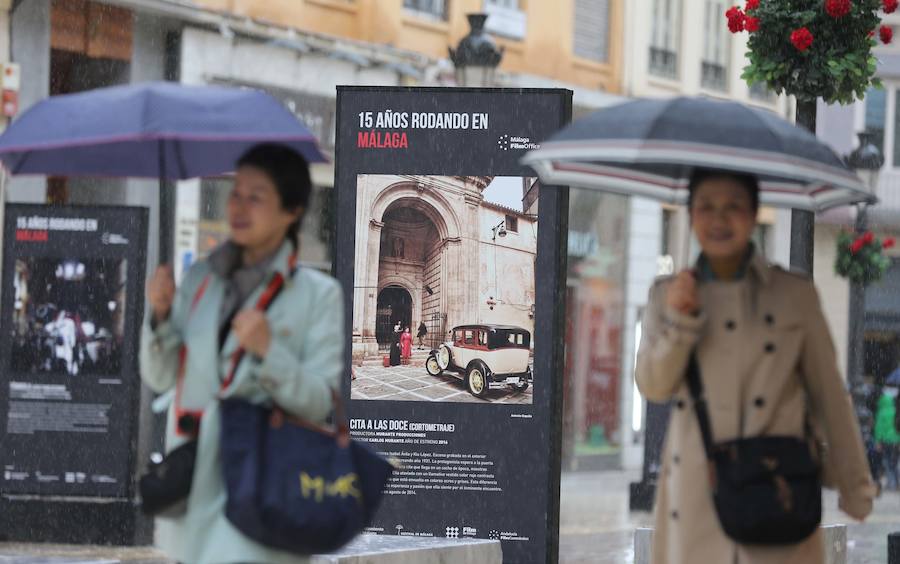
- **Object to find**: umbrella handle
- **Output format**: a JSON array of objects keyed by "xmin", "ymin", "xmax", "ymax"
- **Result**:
[{"xmin": 678, "ymin": 208, "xmax": 693, "ymax": 271}]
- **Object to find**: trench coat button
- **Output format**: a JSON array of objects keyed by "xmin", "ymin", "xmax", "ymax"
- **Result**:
[
  {"xmin": 671, "ymin": 511, "xmax": 679, "ymax": 520},
  {"xmin": 754, "ymin": 396, "xmax": 765, "ymax": 408},
  {"xmin": 676, "ymin": 399, "xmax": 685, "ymax": 410},
  {"xmin": 765, "ymin": 314, "xmax": 775, "ymax": 326},
  {"xmin": 725, "ymin": 320, "xmax": 736, "ymax": 331},
  {"xmin": 765, "ymin": 343, "xmax": 776, "ymax": 353},
  {"xmin": 673, "ymin": 454, "xmax": 680, "ymax": 464}
]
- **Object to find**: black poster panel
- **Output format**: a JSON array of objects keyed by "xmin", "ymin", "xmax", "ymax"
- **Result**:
[
  {"xmin": 335, "ymin": 87, "xmax": 571, "ymax": 564},
  {"xmin": 0, "ymin": 204, "xmax": 148, "ymax": 499}
]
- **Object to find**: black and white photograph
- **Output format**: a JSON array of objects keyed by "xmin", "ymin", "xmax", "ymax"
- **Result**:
[
  {"xmin": 10, "ymin": 257, "xmax": 127, "ymax": 376},
  {"xmin": 350, "ymin": 174, "xmax": 537, "ymax": 404}
]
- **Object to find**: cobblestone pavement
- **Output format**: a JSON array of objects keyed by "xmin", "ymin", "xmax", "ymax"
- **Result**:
[
  {"xmin": 350, "ymin": 362, "xmax": 533, "ymax": 404},
  {"xmin": 3, "ymin": 469, "xmax": 899, "ymax": 562}
]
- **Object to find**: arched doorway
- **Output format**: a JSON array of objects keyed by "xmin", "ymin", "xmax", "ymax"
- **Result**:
[
  {"xmin": 376, "ymin": 201, "xmax": 444, "ymax": 352},
  {"xmin": 376, "ymin": 286, "xmax": 412, "ymax": 351}
]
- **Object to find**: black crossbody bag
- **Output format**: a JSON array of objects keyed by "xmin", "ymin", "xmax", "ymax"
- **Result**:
[{"xmin": 685, "ymin": 351, "xmax": 821, "ymax": 545}]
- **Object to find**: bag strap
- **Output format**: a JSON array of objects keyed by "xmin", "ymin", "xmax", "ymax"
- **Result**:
[
  {"xmin": 270, "ymin": 390, "xmax": 351, "ymax": 446},
  {"xmin": 173, "ymin": 253, "xmax": 298, "ymax": 434},
  {"xmin": 221, "ymin": 261, "xmax": 296, "ymax": 390},
  {"xmin": 685, "ymin": 350, "xmax": 715, "ymax": 459}
]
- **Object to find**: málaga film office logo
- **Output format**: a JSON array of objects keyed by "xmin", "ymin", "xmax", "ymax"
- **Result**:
[{"xmin": 497, "ymin": 134, "xmax": 540, "ymax": 152}]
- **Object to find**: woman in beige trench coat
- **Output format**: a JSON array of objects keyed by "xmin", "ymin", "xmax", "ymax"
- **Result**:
[{"xmin": 636, "ymin": 169, "xmax": 876, "ymax": 564}]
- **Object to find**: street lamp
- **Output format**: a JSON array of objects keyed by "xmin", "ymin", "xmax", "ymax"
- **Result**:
[
  {"xmin": 846, "ymin": 131, "xmax": 884, "ymax": 195},
  {"xmin": 448, "ymin": 14, "xmax": 504, "ymax": 88},
  {"xmin": 844, "ymin": 131, "xmax": 883, "ymax": 426},
  {"xmin": 491, "ymin": 220, "xmax": 507, "ymax": 241}
]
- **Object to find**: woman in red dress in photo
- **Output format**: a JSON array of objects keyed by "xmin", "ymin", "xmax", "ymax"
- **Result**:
[{"xmin": 400, "ymin": 327, "xmax": 413, "ymax": 361}]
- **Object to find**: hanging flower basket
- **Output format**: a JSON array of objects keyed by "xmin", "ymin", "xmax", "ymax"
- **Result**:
[
  {"xmin": 728, "ymin": 0, "xmax": 896, "ymax": 104},
  {"xmin": 835, "ymin": 230, "xmax": 894, "ymax": 285}
]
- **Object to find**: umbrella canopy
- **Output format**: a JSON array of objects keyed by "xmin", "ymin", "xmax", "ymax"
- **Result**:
[
  {"xmin": 522, "ymin": 97, "xmax": 874, "ymax": 212},
  {"xmin": 886, "ymin": 367, "xmax": 900, "ymax": 387},
  {"xmin": 0, "ymin": 81, "xmax": 327, "ymax": 179}
]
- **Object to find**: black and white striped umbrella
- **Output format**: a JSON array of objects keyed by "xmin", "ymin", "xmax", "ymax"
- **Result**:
[{"xmin": 522, "ymin": 97, "xmax": 875, "ymax": 212}]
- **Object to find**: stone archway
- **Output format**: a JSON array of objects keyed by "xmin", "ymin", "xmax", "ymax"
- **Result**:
[
  {"xmin": 352, "ymin": 177, "xmax": 474, "ymax": 361},
  {"xmin": 376, "ymin": 201, "xmax": 445, "ymax": 353}
]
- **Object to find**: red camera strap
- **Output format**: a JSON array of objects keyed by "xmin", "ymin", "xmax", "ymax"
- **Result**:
[{"xmin": 173, "ymin": 253, "xmax": 297, "ymax": 436}]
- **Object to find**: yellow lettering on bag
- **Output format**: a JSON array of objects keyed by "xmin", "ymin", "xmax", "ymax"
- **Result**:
[
  {"xmin": 299, "ymin": 472, "xmax": 362, "ymax": 504},
  {"xmin": 300, "ymin": 473, "xmax": 326, "ymax": 502}
]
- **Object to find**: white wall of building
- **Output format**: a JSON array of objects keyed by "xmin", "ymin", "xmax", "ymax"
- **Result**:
[{"xmin": 623, "ymin": 0, "xmax": 790, "ymax": 115}]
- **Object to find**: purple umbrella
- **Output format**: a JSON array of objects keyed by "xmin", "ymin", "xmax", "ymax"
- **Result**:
[{"xmin": 0, "ymin": 81, "xmax": 327, "ymax": 260}]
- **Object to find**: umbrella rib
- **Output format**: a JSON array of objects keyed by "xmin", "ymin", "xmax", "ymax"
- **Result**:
[
  {"xmin": 640, "ymin": 99, "xmax": 675, "ymax": 159},
  {"xmin": 745, "ymin": 104, "xmax": 789, "ymax": 161}
]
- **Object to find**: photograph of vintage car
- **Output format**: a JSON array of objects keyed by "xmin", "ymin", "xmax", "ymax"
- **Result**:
[
  {"xmin": 426, "ymin": 325, "xmax": 532, "ymax": 398},
  {"xmin": 350, "ymin": 174, "xmax": 537, "ymax": 404}
]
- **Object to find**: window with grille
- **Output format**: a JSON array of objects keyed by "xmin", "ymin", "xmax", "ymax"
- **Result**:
[
  {"xmin": 650, "ymin": 0, "xmax": 681, "ymax": 79},
  {"xmin": 404, "ymin": 0, "xmax": 448, "ymax": 20},
  {"xmin": 701, "ymin": 0, "xmax": 729, "ymax": 91},
  {"xmin": 505, "ymin": 214, "xmax": 519, "ymax": 233},
  {"xmin": 573, "ymin": 0, "xmax": 610, "ymax": 63}
]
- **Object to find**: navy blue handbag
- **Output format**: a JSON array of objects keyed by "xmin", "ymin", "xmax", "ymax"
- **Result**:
[{"xmin": 219, "ymin": 395, "xmax": 394, "ymax": 554}]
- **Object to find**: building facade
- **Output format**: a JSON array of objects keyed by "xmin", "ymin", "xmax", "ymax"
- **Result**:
[{"xmin": 193, "ymin": 0, "xmax": 624, "ymax": 97}]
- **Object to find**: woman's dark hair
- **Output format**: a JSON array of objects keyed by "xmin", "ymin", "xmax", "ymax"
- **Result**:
[
  {"xmin": 687, "ymin": 168, "xmax": 760, "ymax": 213},
  {"xmin": 236, "ymin": 143, "xmax": 312, "ymax": 248}
]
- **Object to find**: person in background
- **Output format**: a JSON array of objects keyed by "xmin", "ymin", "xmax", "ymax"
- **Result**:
[
  {"xmin": 389, "ymin": 322, "xmax": 402, "ymax": 367},
  {"xmin": 635, "ymin": 168, "xmax": 874, "ymax": 564},
  {"xmin": 875, "ymin": 385, "xmax": 900, "ymax": 490},
  {"xmin": 417, "ymin": 321, "xmax": 428, "ymax": 350},
  {"xmin": 141, "ymin": 143, "xmax": 344, "ymax": 564},
  {"xmin": 400, "ymin": 327, "xmax": 412, "ymax": 361}
]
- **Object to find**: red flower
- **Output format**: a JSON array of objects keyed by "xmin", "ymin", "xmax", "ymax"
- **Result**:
[
  {"xmin": 869, "ymin": 29, "xmax": 877, "ymax": 38},
  {"xmin": 882, "ymin": 25, "xmax": 894, "ymax": 44},
  {"xmin": 851, "ymin": 239, "xmax": 865, "ymax": 254},
  {"xmin": 791, "ymin": 28, "xmax": 814, "ymax": 51},
  {"xmin": 883, "ymin": 237, "xmax": 896, "ymax": 249},
  {"xmin": 864, "ymin": 231, "xmax": 875, "ymax": 244},
  {"xmin": 825, "ymin": 0, "xmax": 851, "ymax": 18},
  {"xmin": 745, "ymin": 0, "xmax": 760, "ymax": 10},
  {"xmin": 885, "ymin": 0, "xmax": 899, "ymax": 14},
  {"xmin": 745, "ymin": 16, "xmax": 760, "ymax": 32},
  {"xmin": 726, "ymin": 6, "xmax": 746, "ymax": 33}
]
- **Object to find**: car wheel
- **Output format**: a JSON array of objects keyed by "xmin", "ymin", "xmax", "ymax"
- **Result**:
[
  {"xmin": 465, "ymin": 361, "xmax": 489, "ymax": 398},
  {"xmin": 425, "ymin": 355, "xmax": 442, "ymax": 376},
  {"xmin": 437, "ymin": 344, "xmax": 452, "ymax": 371}
]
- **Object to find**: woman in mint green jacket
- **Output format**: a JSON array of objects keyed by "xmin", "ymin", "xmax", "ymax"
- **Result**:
[{"xmin": 140, "ymin": 144, "xmax": 344, "ymax": 564}]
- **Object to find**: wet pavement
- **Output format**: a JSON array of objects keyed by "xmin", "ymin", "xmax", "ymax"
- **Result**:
[
  {"xmin": 558, "ymin": 470, "xmax": 900, "ymax": 564},
  {"xmin": 3, "ymin": 469, "xmax": 899, "ymax": 563}
]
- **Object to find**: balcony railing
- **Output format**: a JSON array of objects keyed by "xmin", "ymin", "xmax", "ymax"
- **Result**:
[
  {"xmin": 649, "ymin": 47, "xmax": 678, "ymax": 80},
  {"xmin": 701, "ymin": 61, "xmax": 727, "ymax": 92}
]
